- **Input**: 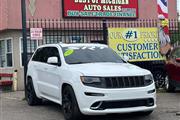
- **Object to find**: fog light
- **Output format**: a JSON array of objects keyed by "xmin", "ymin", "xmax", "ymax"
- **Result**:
[
  {"xmin": 90, "ymin": 101, "xmax": 103, "ymax": 110},
  {"xmin": 147, "ymin": 98, "xmax": 154, "ymax": 106}
]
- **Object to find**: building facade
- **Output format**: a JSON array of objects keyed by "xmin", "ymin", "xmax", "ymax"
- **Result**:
[{"xmin": 0, "ymin": 0, "xmax": 178, "ymax": 90}]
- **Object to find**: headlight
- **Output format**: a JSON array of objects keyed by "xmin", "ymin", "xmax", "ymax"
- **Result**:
[
  {"xmin": 144, "ymin": 74, "xmax": 154, "ymax": 85},
  {"xmin": 80, "ymin": 76, "xmax": 106, "ymax": 88}
]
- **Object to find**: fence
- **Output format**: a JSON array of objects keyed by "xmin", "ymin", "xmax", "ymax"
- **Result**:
[
  {"xmin": 26, "ymin": 19, "xmax": 180, "ymax": 87},
  {"xmin": 169, "ymin": 19, "xmax": 180, "ymax": 46},
  {"xmin": 27, "ymin": 19, "xmax": 106, "ymax": 44},
  {"xmin": 27, "ymin": 19, "xmax": 180, "ymax": 45}
]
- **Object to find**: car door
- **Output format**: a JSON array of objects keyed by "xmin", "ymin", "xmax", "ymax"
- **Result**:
[
  {"xmin": 33, "ymin": 47, "xmax": 50, "ymax": 96},
  {"xmin": 167, "ymin": 47, "xmax": 180, "ymax": 81},
  {"xmin": 173, "ymin": 48, "xmax": 180, "ymax": 81},
  {"xmin": 37, "ymin": 47, "xmax": 62, "ymax": 100},
  {"xmin": 31, "ymin": 47, "xmax": 49, "ymax": 93}
]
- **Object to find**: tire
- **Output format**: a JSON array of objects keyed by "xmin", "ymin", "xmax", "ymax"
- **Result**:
[
  {"xmin": 62, "ymin": 86, "xmax": 83, "ymax": 120},
  {"xmin": 164, "ymin": 76, "xmax": 175, "ymax": 92},
  {"xmin": 26, "ymin": 77, "xmax": 42, "ymax": 106},
  {"xmin": 153, "ymin": 70, "xmax": 165, "ymax": 89}
]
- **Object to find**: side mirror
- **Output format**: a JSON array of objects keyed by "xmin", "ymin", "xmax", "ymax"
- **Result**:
[
  {"xmin": 47, "ymin": 57, "xmax": 60, "ymax": 66},
  {"xmin": 175, "ymin": 58, "xmax": 180, "ymax": 63}
]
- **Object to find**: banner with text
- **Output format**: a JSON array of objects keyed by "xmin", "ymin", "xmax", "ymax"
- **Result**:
[
  {"xmin": 63, "ymin": 0, "xmax": 138, "ymax": 18},
  {"xmin": 108, "ymin": 28, "xmax": 164, "ymax": 62}
]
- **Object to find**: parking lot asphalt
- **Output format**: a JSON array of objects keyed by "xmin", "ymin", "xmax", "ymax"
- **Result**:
[{"xmin": 0, "ymin": 91, "xmax": 180, "ymax": 120}]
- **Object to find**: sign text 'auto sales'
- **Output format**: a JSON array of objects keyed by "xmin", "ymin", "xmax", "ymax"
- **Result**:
[{"xmin": 63, "ymin": 0, "xmax": 138, "ymax": 18}]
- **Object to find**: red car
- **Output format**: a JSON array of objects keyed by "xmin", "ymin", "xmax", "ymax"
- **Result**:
[{"xmin": 165, "ymin": 46, "xmax": 180, "ymax": 92}]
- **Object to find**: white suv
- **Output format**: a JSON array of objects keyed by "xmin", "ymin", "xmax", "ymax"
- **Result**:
[{"xmin": 26, "ymin": 43, "xmax": 156, "ymax": 120}]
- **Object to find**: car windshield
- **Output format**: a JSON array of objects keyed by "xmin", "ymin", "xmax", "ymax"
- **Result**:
[{"xmin": 62, "ymin": 46, "xmax": 124, "ymax": 64}]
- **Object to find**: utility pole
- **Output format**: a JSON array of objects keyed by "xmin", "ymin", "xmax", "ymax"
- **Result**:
[
  {"xmin": 103, "ymin": 19, "xmax": 107, "ymax": 44},
  {"xmin": 21, "ymin": 0, "xmax": 28, "ymax": 98}
]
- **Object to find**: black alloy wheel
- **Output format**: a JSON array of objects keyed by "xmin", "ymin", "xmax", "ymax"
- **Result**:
[
  {"xmin": 26, "ymin": 78, "xmax": 42, "ymax": 106},
  {"xmin": 164, "ymin": 75, "xmax": 176, "ymax": 92},
  {"xmin": 62, "ymin": 86, "xmax": 83, "ymax": 120},
  {"xmin": 153, "ymin": 70, "xmax": 166, "ymax": 89}
]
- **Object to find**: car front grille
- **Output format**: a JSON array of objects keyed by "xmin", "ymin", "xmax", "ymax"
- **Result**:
[
  {"xmin": 104, "ymin": 76, "xmax": 147, "ymax": 88},
  {"xmin": 83, "ymin": 76, "xmax": 153, "ymax": 88}
]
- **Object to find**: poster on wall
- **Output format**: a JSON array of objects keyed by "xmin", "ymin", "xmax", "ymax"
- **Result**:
[
  {"xmin": 108, "ymin": 28, "xmax": 165, "ymax": 62},
  {"xmin": 63, "ymin": 0, "xmax": 138, "ymax": 18}
]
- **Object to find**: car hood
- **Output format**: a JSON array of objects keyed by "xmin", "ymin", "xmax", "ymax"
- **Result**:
[{"xmin": 68, "ymin": 63, "xmax": 151, "ymax": 76}]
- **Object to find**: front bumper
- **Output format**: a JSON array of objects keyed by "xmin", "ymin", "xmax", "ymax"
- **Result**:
[{"xmin": 73, "ymin": 83, "xmax": 156, "ymax": 115}]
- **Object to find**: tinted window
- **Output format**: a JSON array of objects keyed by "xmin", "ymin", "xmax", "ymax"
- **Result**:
[
  {"xmin": 62, "ymin": 46, "xmax": 124, "ymax": 64},
  {"xmin": 32, "ymin": 48, "xmax": 44, "ymax": 62},
  {"xmin": 45, "ymin": 47, "xmax": 60, "ymax": 63},
  {"xmin": 32, "ymin": 47, "xmax": 60, "ymax": 63}
]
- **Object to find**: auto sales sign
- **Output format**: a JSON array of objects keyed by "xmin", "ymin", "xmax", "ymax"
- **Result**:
[{"xmin": 63, "ymin": 0, "xmax": 138, "ymax": 18}]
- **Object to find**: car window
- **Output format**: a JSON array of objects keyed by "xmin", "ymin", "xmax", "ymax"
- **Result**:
[
  {"xmin": 32, "ymin": 48, "xmax": 44, "ymax": 62},
  {"xmin": 46, "ymin": 47, "xmax": 61, "ymax": 63},
  {"xmin": 62, "ymin": 46, "xmax": 124, "ymax": 64},
  {"xmin": 32, "ymin": 47, "xmax": 60, "ymax": 63}
]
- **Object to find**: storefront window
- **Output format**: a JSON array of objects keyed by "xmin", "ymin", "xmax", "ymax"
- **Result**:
[{"xmin": 0, "ymin": 39, "xmax": 13, "ymax": 67}]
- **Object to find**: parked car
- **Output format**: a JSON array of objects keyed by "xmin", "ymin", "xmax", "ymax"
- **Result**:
[
  {"xmin": 131, "ymin": 61, "xmax": 166, "ymax": 89},
  {"xmin": 165, "ymin": 46, "xmax": 180, "ymax": 92},
  {"xmin": 26, "ymin": 43, "xmax": 156, "ymax": 120}
]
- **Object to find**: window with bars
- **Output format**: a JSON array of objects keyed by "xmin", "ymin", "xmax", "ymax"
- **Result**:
[
  {"xmin": 20, "ymin": 38, "xmax": 38, "ymax": 66},
  {"xmin": 0, "ymin": 39, "xmax": 13, "ymax": 67}
]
